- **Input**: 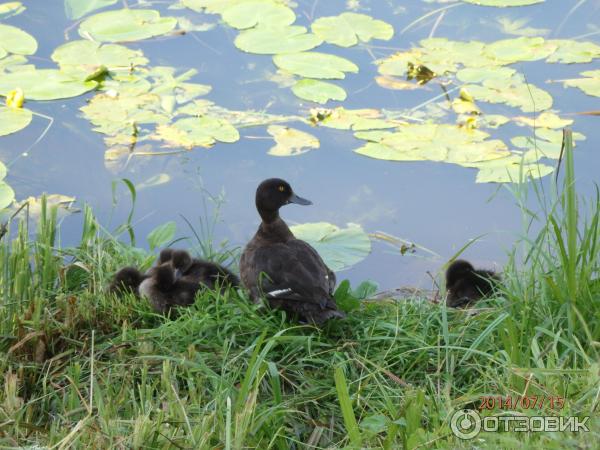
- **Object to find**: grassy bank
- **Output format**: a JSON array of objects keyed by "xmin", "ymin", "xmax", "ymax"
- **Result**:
[{"xmin": 0, "ymin": 136, "xmax": 598, "ymax": 449}]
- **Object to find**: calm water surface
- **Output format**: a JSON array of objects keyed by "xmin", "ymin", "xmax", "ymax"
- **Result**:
[{"xmin": 1, "ymin": 0, "xmax": 599, "ymax": 289}]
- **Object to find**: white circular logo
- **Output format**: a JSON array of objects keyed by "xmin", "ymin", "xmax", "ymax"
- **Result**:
[{"xmin": 450, "ymin": 409, "xmax": 481, "ymax": 440}]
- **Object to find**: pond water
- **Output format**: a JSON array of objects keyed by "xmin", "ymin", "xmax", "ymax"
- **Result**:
[{"xmin": 1, "ymin": 0, "xmax": 599, "ymax": 290}]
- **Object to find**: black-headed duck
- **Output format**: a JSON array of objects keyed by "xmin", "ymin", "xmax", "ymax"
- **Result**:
[
  {"xmin": 240, "ymin": 178, "xmax": 345, "ymax": 325},
  {"xmin": 445, "ymin": 259, "xmax": 499, "ymax": 307},
  {"xmin": 108, "ymin": 266, "xmax": 148, "ymax": 296}
]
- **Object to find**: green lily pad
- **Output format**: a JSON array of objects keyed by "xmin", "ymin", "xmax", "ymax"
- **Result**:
[
  {"xmin": 273, "ymin": 52, "xmax": 358, "ymax": 79},
  {"xmin": 0, "ymin": 161, "xmax": 6, "ymax": 180},
  {"xmin": 0, "ymin": 2, "xmax": 25, "ymax": 19},
  {"xmin": 221, "ymin": 0, "xmax": 295, "ymax": 29},
  {"xmin": 464, "ymin": 77, "xmax": 552, "ymax": 112},
  {"xmin": 52, "ymin": 40, "xmax": 148, "ymax": 77},
  {"xmin": 0, "ymin": 181, "xmax": 15, "ymax": 210},
  {"xmin": 513, "ymin": 111, "xmax": 573, "ymax": 129},
  {"xmin": 0, "ymin": 24, "xmax": 37, "ymax": 55},
  {"xmin": 234, "ymin": 25, "xmax": 322, "ymax": 54},
  {"xmin": 463, "ymin": 0, "xmax": 544, "ymax": 6},
  {"xmin": 289, "ymin": 222, "xmax": 371, "ymax": 271},
  {"xmin": 292, "ymin": 79, "xmax": 346, "ymax": 104},
  {"xmin": 472, "ymin": 156, "xmax": 554, "ymax": 183},
  {"xmin": 484, "ymin": 36, "xmax": 556, "ymax": 63},
  {"xmin": 0, "ymin": 106, "xmax": 32, "ymax": 136},
  {"xmin": 64, "ymin": 0, "xmax": 117, "ymax": 20},
  {"xmin": 0, "ymin": 69, "xmax": 97, "ymax": 101},
  {"xmin": 267, "ymin": 125, "xmax": 319, "ymax": 156},
  {"xmin": 311, "ymin": 12, "xmax": 393, "ymax": 47},
  {"xmin": 563, "ymin": 70, "xmax": 600, "ymax": 97},
  {"xmin": 546, "ymin": 40, "xmax": 600, "ymax": 64},
  {"xmin": 315, "ymin": 107, "xmax": 400, "ymax": 131},
  {"xmin": 79, "ymin": 9, "xmax": 177, "ymax": 42},
  {"xmin": 155, "ymin": 116, "xmax": 239, "ymax": 149},
  {"xmin": 456, "ymin": 66, "xmax": 515, "ymax": 83}
]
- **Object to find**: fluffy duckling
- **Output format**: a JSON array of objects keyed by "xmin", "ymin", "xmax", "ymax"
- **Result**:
[
  {"xmin": 240, "ymin": 178, "xmax": 345, "ymax": 325},
  {"xmin": 170, "ymin": 249, "xmax": 240, "ymax": 291},
  {"xmin": 445, "ymin": 259, "xmax": 499, "ymax": 307},
  {"xmin": 108, "ymin": 266, "xmax": 148, "ymax": 296},
  {"xmin": 138, "ymin": 262, "xmax": 200, "ymax": 315}
]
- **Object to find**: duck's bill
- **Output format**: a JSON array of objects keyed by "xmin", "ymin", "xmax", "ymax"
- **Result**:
[{"xmin": 288, "ymin": 192, "xmax": 312, "ymax": 205}]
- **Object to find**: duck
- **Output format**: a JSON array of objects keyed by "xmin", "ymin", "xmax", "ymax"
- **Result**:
[
  {"xmin": 108, "ymin": 266, "xmax": 148, "ymax": 296},
  {"xmin": 240, "ymin": 178, "xmax": 345, "ymax": 325},
  {"xmin": 138, "ymin": 261, "xmax": 200, "ymax": 315},
  {"xmin": 169, "ymin": 249, "xmax": 240, "ymax": 291},
  {"xmin": 445, "ymin": 259, "xmax": 500, "ymax": 307}
]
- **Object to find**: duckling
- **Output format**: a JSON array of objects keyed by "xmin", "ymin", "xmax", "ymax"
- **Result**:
[
  {"xmin": 108, "ymin": 266, "xmax": 148, "ymax": 296},
  {"xmin": 138, "ymin": 262, "xmax": 200, "ymax": 315},
  {"xmin": 240, "ymin": 178, "xmax": 345, "ymax": 325},
  {"xmin": 445, "ymin": 259, "xmax": 499, "ymax": 307},
  {"xmin": 170, "ymin": 249, "xmax": 240, "ymax": 291}
]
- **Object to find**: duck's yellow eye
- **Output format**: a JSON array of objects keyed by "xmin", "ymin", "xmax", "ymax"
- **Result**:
[{"xmin": 278, "ymin": 186, "xmax": 285, "ymax": 192}]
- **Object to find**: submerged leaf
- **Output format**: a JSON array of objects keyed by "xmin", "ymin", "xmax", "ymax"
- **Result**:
[
  {"xmin": 292, "ymin": 79, "xmax": 346, "ymax": 104},
  {"xmin": 0, "ymin": 69, "xmax": 97, "ymax": 101},
  {"xmin": 273, "ymin": 52, "xmax": 358, "ymax": 79},
  {"xmin": 64, "ymin": 0, "xmax": 117, "ymax": 20},
  {"xmin": 462, "ymin": 0, "xmax": 544, "ymax": 6},
  {"xmin": 311, "ymin": 12, "xmax": 393, "ymax": 47},
  {"xmin": 79, "ymin": 9, "xmax": 177, "ymax": 42},
  {"xmin": 0, "ymin": 105, "xmax": 32, "ymax": 136},
  {"xmin": 0, "ymin": 24, "xmax": 37, "ymax": 55},
  {"xmin": 289, "ymin": 222, "xmax": 371, "ymax": 271},
  {"xmin": 235, "ymin": 25, "xmax": 322, "ymax": 54},
  {"xmin": 221, "ymin": 0, "xmax": 295, "ymax": 29},
  {"xmin": 267, "ymin": 125, "xmax": 319, "ymax": 156}
]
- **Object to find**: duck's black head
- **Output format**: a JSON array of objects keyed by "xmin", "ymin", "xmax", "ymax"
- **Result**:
[
  {"xmin": 255, "ymin": 178, "xmax": 312, "ymax": 222},
  {"xmin": 446, "ymin": 259, "xmax": 475, "ymax": 286},
  {"xmin": 171, "ymin": 250, "xmax": 193, "ymax": 278},
  {"xmin": 158, "ymin": 248, "xmax": 174, "ymax": 265}
]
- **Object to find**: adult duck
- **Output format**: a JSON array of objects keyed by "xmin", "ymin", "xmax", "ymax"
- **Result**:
[
  {"xmin": 445, "ymin": 259, "xmax": 499, "ymax": 307},
  {"xmin": 240, "ymin": 178, "xmax": 345, "ymax": 325}
]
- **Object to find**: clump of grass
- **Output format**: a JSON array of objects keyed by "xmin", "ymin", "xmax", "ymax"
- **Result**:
[{"xmin": 0, "ymin": 132, "xmax": 598, "ymax": 448}]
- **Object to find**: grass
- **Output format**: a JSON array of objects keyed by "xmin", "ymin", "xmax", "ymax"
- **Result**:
[{"xmin": 0, "ymin": 131, "xmax": 598, "ymax": 449}]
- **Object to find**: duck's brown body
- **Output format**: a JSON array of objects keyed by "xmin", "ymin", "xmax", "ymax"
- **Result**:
[
  {"xmin": 240, "ymin": 179, "xmax": 344, "ymax": 325},
  {"xmin": 445, "ymin": 259, "xmax": 499, "ymax": 307}
]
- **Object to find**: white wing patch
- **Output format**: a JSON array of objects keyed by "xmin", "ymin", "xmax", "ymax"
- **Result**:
[{"xmin": 267, "ymin": 288, "xmax": 293, "ymax": 297}]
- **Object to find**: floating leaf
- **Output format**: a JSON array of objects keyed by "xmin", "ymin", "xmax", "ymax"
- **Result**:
[
  {"xmin": 0, "ymin": 2, "xmax": 25, "ymax": 19},
  {"xmin": 456, "ymin": 66, "xmax": 515, "ymax": 83},
  {"xmin": 375, "ymin": 75, "xmax": 422, "ymax": 90},
  {"xmin": 0, "ymin": 24, "xmax": 37, "ymax": 55},
  {"xmin": 234, "ymin": 25, "xmax": 322, "ymax": 54},
  {"xmin": 155, "ymin": 116, "xmax": 239, "ymax": 149},
  {"xmin": 495, "ymin": 17, "xmax": 549, "ymax": 37},
  {"xmin": 292, "ymin": 79, "xmax": 346, "ymax": 104},
  {"xmin": 464, "ymin": 77, "xmax": 552, "ymax": 112},
  {"xmin": 79, "ymin": 9, "xmax": 177, "ymax": 42},
  {"xmin": 267, "ymin": 125, "xmax": 319, "ymax": 156},
  {"xmin": 513, "ymin": 111, "xmax": 573, "ymax": 129},
  {"xmin": 52, "ymin": 40, "xmax": 148, "ymax": 77},
  {"xmin": 289, "ymin": 222, "xmax": 371, "ymax": 271},
  {"xmin": 472, "ymin": 156, "xmax": 554, "ymax": 183},
  {"xmin": 563, "ymin": 70, "xmax": 600, "ymax": 97},
  {"xmin": 273, "ymin": 52, "xmax": 358, "ymax": 79},
  {"xmin": 462, "ymin": 0, "xmax": 544, "ymax": 6},
  {"xmin": 314, "ymin": 107, "xmax": 400, "ymax": 131},
  {"xmin": 0, "ymin": 69, "xmax": 97, "ymax": 101},
  {"xmin": 147, "ymin": 221, "xmax": 176, "ymax": 250},
  {"xmin": 0, "ymin": 106, "xmax": 32, "ymax": 136},
  {"xmin": 0, "ymin": 181, "xmax": 15, "ymax": 210},
  {"xmin": 11, "ymin": 194, "xmax": 77, "ymax": 221},
  {"xmin": 221, "ymin": 1, "xmax": 295, "ymax": 29},
  {"xmin": 311, "ymin": 12, "xmax": 393, "ymax": 47},
  {"xmin": 484, "ymin": 36, "xmax": 556, "ymax": 63},
  {"xmin": 64, "ymin": 0, "xmax": 117, "ymax": 20},
  {"xmin": 0, "ymin": 161, "xmax": 5, "ymax": 180},
  {"xmin": 546, "ymin": 40, "xmax": 600, "ymax": 64}
]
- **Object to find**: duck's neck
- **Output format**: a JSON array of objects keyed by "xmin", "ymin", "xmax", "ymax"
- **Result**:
[{"xmin": 258, "ymin": 210, "xmax": 294, "ymax": 242}]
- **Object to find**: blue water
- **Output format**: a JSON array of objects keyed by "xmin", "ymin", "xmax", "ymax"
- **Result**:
[{"xmin": 1, "ymin": 0, "xmax": 599, "ymax": 289}]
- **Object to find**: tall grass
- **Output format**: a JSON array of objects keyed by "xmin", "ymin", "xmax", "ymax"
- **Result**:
[{"xmin": 0, "ymin": 133, "xmax": 598, "ymax": 448}]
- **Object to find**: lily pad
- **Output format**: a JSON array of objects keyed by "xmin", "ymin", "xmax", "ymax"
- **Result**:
[
  {"xmin": 52, "ymin": 40, "xmax": 148, "ymax": 77},
  {"xmin": 289, "ymin": 222, "xmax": 371, "ymax": 271},
  {"xmin": 267, "ymin": 125, "xmax": 319, "ymax": 156},
  {"xmin": 155, "ymin": 116, "xmax": 239, "ymax": 149},
  {"xmin": 311, "ymin": 12, "xmax": 393, "ymax": 47},
  {"xmin": 315, "ymin": 107, "xmax": 400, "ymax": 131},
  {"xmin": 273, "ymin": 52, "xmax": 358, "ymax": 79},
  {"xmin": 462, "ymin": 0, "xmax": 544, "ymax": 6},
  {"xmin": 234, "ymin": 25, "xmax": 322, "ymax": 54},
  {"xmin": 0, "ymin": 69, "xmax": 97, "ymax": 101},
  {"xmin": 0, "ymin": 24, "xmax": 37, "ymax": 55},
  {"xmin": 546, "ymin": 40, "xmax": 600, "ymax": 64},
  {"xmin": 456, "ymin": 66, "xmax": 515, "ymax": 83},
  {"xmin": 292, "ymin": 79, "xmax": 346, "ymax": 104},
  {"xmin": 79, "ymin": 9, "xmax": 177, "ymax": 43},
  {"xmin": 0, "ymin": 181, "xmax": 15, "ymax": 210},
  {"xmin": 0, "ymin": 106, "xmax": 32, "ymax": 136},
  {"xmin": 0, "ymin": 2, "xmax": 25, "ymax": 19},
  {"xmin": 464, "ymin": 77, "xmax": 552, "ymax": 112},
  {"xmin": 64, "ymin": 0, "xmax": 117, "ymax": 20},
  {"xmin": 473, "ymin": 156, "xmax": 554, "ymax": 183},
  {"xmin": 484, "ymin": 36, "xmax": 556, "ymax": 63},
  {"xmin": 513, "ymin": 111, "xmax": 573, "ymax": 129},
  {"xmin": 221, "ymin": 0, "xmax": 295, "ymax": 29},
  {"xmin": 563, "ymin": 70, "xmax": 600, "ymax": 97}
]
